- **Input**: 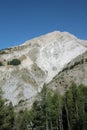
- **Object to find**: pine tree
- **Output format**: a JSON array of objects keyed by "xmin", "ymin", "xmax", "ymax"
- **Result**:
[
  {"xmin": 32, "ymin": 100, "xmax": 45, "ymax": 130},
  {"xmin": 2, "ymin": 102, "xmax": 14, "ymax": 130},
  {"xmin": 64, "ymin": 83, "xmax": 87, "ymax": 130},
  {"xmin": 0, "ymin": 89, "xmax": 14, "ymax": 130},
  {"xmin": 0, "ymin": 89, "xmax": 5, "ymax": 130}
]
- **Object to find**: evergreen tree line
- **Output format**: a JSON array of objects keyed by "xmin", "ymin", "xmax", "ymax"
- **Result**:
[
  {"xmin": 0, "ymin": 90, "xmax": 14, "ymax": 130},
  {"xmin": 0, "ymin": 83, "xmax": 87, "ymax": 130}
]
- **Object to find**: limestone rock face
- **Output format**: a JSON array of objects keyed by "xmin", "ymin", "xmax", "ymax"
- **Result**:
[
  {"xmin": 47, "ymin": 51, "xmax": 87, "ymax": 95},
  {"xmin": 0, "ymin": 31, "xmax": 87, "ymax": 107}
]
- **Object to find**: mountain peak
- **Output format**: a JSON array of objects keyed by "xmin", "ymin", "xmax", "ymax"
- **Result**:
[{"xmin": 0, "ymin": 31, "xmax": 87, "ymax": 107}]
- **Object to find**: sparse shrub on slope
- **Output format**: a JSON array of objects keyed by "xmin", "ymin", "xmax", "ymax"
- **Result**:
[
  {"xmin": 8, "ymin": 59, "xmax": 21, "ymax": 66},
  {"xmin": 0, "ymin": 61, "xmax": 3, "ymax": 66},
  {"xmin": 0, "ymin": 50, "xmax": 6, "ymax": 55}
]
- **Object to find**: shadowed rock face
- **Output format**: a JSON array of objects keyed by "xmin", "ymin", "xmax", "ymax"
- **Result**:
[{"xmin": 0, "ymin": 31, "xmax": 87, "ymax": 108}]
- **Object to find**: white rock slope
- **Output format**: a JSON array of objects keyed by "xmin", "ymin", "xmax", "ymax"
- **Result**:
[{"xmin": 0, "ymin": 31, "xmax": 87, "ymax": 106}]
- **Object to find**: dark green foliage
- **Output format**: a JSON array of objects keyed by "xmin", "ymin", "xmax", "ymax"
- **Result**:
[
  {"xmin": 85, "ymin": 58, "xmax": 87, "ymax": 62},
  {"xmin": 18, "ymin": 99, "xmax": 24, "ymax": 104},
  {"xmin": 0, "ymin": 50, "xmax": 6, "ymax": 55},
  {"xmin": 14, "ymin": 109, "xmax": 34, "ymax": 130},
  {"xmin": 8, "ymin": 59, "xmax": 21, "ymax": 66},
  {"xmin": 2, "ymin": 102, "xmax": 14, "ymax": 130},
  {"xmin": 0, "ymin": 89, "xmax": 14, "ymax": 130},
  {"xmin": 63, "ymin": 83, "xmax": 87, "ymax": 130},
  {"xmin": 0, "ymin": 89, "xmax": 5, "ymax": 129},
  {"xmin": 29, "ymin": 83, "xmax": 87, "ymax": 130},
  {"xmin": 32, "ymin": 100, "xmax": 45, "ymax": 130},
  {"xmin": 31, "ymin": 84, "xmax": 63, "ymax": 130},
  {"xmin": 0, "ymin": 83, "xmax": 87, "ymax": 130},
  {"xmin": 0, "ymin": 61, "xmax": 3, "ymax": 66}
]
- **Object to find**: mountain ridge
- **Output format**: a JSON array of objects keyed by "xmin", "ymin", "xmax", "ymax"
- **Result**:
[{"xmin": 0, "ymin": 31, "xmax": 87, "ymax": 108}]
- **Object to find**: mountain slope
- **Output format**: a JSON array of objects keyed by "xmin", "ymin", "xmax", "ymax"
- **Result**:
[
  {"xmin": 47, "ymin": 51, "xmax": 87, "ymax": 94},
  {"xmin": 0, "ymin": 31, "xmax": 87, "ymax": 107}
]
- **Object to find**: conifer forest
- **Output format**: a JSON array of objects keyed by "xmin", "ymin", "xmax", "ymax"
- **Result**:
[{"xmin": 0, "ymin": 83, "xmax": 87, "ymax": 130}]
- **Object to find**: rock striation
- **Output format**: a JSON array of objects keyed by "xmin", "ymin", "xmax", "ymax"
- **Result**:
[{"xmin": 0, "ymin": 31, "xmax": 87, "ymax": 108}]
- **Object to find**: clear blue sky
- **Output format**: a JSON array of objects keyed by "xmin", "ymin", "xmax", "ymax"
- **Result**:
[{"xmin": 0, "ymin": 0, "xmax": 87, "ymax": 50}]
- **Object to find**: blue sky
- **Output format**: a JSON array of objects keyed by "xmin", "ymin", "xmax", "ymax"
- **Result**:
[{"xmin": 0, "ymin": 0, "xmax": 87, "ymax": 50}]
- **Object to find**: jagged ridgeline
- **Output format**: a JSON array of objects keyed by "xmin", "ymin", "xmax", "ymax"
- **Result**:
[{"xmin": 0, "ymin": 31, "xmax": 87, "ymax": 130}]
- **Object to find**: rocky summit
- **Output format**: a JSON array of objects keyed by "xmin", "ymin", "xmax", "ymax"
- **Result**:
[{"xmin": 0, "ymin": 31, "xmax": 87, "ymax": 109}]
